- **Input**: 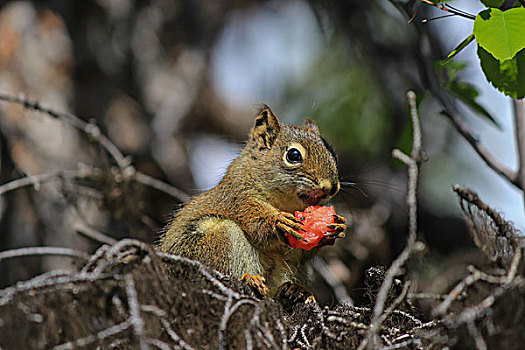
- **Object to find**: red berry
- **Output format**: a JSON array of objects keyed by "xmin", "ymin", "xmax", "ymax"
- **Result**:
[{"xmin": 286, "ymin": 205, "xmax": 337, "ymax": 250}]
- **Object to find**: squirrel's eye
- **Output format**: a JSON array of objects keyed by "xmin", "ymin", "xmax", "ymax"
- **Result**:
[{"xmin": 286, "ymin": 148, "xmax": 303, "ymax": 164}]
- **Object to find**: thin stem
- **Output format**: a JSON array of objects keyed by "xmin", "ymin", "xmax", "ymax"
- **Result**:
[
  {"xmin": 0, "ymin": 93, "xmax": 129, "ymax": 170},
  {"xmin": 74, "ymin": 223, "xmax": 118, "ymax": 246},
  {"xmin": 135, "ymin": 171, "xmax": 189, "ymax": 202},
  {"xmin": 421, "ymin": 1, "xmax": 476, "ymax": 20},
  {"xmin": 440, "ymin": 110, "xmax": 519, "ymax": 188},
  {"xmin": 0, "ymin": 247, "xmax": 90, "ymax": 261},
  {"xmin": 421, "ymin": 14, "xmax": 456, "ymax": 23},
  {"xmin": 0, "ymin": 93, "xmax": 189, "ymax": 202},
  {"xmin": 513, "ymin": 99, "xmax": 525, "ymax": 209},
  {"xmin": 0, "ymin": 169, "xmax": 88, "ymax": 196},
  {"xmin": 359, "ymin": 91, "xmax": 425, "ymax": 350}
]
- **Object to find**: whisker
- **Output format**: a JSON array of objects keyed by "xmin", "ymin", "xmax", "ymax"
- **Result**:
[
  {"xmin": 340, "ymin": 184, "xmax": 369, "ymax": 198},
  {"xmin": 341, "ymin": 178, "xmax": 405, "ymax": 194}
]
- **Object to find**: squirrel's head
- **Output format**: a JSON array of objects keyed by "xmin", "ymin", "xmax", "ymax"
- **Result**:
[{"xmin": 245, "ymin": 104, "xmax": 340, "ymax": 212}]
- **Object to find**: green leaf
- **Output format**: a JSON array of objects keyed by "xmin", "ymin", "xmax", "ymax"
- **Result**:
[
  {"xmin": 442, "ymin": 34, "xmax": 475, "ymax": 65},
  {"xmin": 473, "ymin": 8, "xmax": 525, "ymax": 61},
  {"xmin": 478, "ymin": 45, "xmax": 525, "ymax": 99},
  {"xmin": 481, "ymin": 0, "xmax": 504, "ymax": 7},
  {"xmin": 447, "ymin": 80, "xmax": 501, "ymax": 128}
]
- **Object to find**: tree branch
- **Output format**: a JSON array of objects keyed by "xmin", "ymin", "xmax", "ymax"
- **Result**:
[
  {"xmin": 0, "ymin": 246, "xmax": 90, "ymax": 261},
  {"xmin": 0, "ymin": 169, "xmax": 89, "ymax": 196},
  {"xmin": 0, "ymin": 93, "xmax": 129, "ymax": 170},
  {"xmin": 513, "ymin": 99, "xmax": 525, "ymax": 206},
  {"xmin": 441, "ymin": 110, "xmax": 519, "ymax": 187},
  {"xmin": 74, "ymin": 222, "xmax": 118, "ymax": 246},
  {"xmin": 421, "ymin": 1, "xmax": 476, "ymax": 20},
  {"xmin": 0, "ymin": 92, "xmax": 189, "ymax": 202},
  {"xmin": 359, "ymin": 91, "xmax": 426, "ymax": 350},
  {"xmin": 134, "ymin": 171, "xmax": 189, "ymax": 202}
]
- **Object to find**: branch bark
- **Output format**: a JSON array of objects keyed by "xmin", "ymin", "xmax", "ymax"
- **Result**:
[
  {"xmin": 513, "ymin": 98, "xmax": 525, "ymax": 208},
  {"xmin": 359, "ymin": 91, "xmax": 426, "ymax": 350}
]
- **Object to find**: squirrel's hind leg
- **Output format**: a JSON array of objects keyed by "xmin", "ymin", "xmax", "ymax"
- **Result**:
[{"xmin": 274, "ymin": 281, "xmax": 317, "ymax": 313}]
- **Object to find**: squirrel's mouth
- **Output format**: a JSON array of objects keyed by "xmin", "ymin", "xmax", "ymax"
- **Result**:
[{"xmin": 298, "ymin": 192, "xmax": 330, "ymax": 206}]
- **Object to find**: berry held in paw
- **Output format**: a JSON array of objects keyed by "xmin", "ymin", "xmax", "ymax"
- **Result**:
[{"xmin": 286, "ymin": 205, "xmax": 344, "ymax": 250}]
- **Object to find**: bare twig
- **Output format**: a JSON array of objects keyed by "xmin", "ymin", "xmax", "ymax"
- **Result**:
[
  {"xmin": 453, "ymin": 185, "xmax": 517, "ymax": 239},
  {"xmin": 141, "ymin": 305, "xmax": 194, "ymax": 350},
  {"xmin": 312, "ymin": 257, "xmax": 353, "ymax": 305},
  {"xmin": 52, "ymin": 319, "xmax": 132, "ymax": 350},
  {"xmin": 513, "ymin": 99, "xmax": 525, "ymax": 208},
  {"xmin": 467, "ymin": 321, "xmax": 488, "ymax": 350},
  {"xmin": 134, "ymin": 171, "xmax": 189, "ymax": 202},
  {"xmin": 420, "ymin": 0, "xmax": 476, "ymax": 20},
  {"xmin": 407, "ymin": 292, "xmax": 446, "ymax": 301},
  {"xmin": 379, "ymin": 281, "xmax": 411, "ymax": 326},
  {"xmin": 0, "ymin": 246, "xmax": 90, "ymax": 261},
  {"xmin": 378, "ymin": 339, "xmax": 414, "ymax": 350},
  {"xmin": 0, "ymin": 93, "xmax": 129, "ymax": 170},
  {"xmin": 434, "ymin": 242, "xmax": 524, "ymax": 316},
  {"xmin": 442, "ymin": 111, "xmax": 519, "ymax": 187},
  {"xmin": 0, "ymin": 169, "xmax": 89, "ymax": 196},
  {"xmin": 359, "ymin": 91, "xmax": 426, "ymax": 350},
  {"xmin": 74, "ymin": 222, "xmax": 118, "ymax": 246},
  {"xmin": 0, "ymin": 93, "xmax": 189, "ymax": 202},
  {"xmin": 125, "ymin": 275, "xmax": 148, "ymax": 350}
]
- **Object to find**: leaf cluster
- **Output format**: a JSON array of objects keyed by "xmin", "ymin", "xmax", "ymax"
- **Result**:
[{"xmin": 444, "ymin": 1, "xmax": 525, "ymax": 99}]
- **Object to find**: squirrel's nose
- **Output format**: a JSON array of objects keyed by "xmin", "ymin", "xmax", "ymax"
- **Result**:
[
  {"xmin": 329, "ymin": 182, "xmax": 340, "ymax": 196},
  {"xmin": 320, "ymin": 180, "xmax": 339, "ymax": 196}
]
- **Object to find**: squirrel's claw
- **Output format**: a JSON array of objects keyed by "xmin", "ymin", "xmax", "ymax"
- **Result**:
[
  {"xmin": 281, "ymin": 211, "xmax": 304, "ymax": 225},
  {"xmin": 327, "ymin": 223, "xmax": 346, "ymax": 234},
  {"xmin": 318, "ymin": 223, "xmax": 346, "ymax": 246},
  {"xmin": 276, "ymin": 212, "xmax": 307, "ymax": 242},
  {"xmin": 240, "ymin": 273, "xmax": 270, "ymax": 297},
  {"xmin": 332, "ymin": 214, "xmax": 346, "ymax": 224},
  {"xmin": 276, "ymin": 221, "xmax": 307, "ymax": 242},
  {"xmin": 274, "ymin": 281, "xmax": 317, "ymax": 313}
]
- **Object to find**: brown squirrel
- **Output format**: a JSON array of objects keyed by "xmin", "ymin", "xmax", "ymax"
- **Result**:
[{"xmin": 159, "ymin": 105, "xmax": 346, "ymax": 296}]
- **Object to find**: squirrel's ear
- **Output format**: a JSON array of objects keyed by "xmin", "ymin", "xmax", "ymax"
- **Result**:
[
  {"xmin": 251, "ymin": 104, "xmax": 281, "ymax": 149},
  {"xmin": 303, "ymin": 118, "xmax": 320, "ymax": 135}
]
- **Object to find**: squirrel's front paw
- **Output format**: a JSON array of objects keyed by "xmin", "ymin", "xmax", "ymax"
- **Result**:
[
  {"xmin": 240, "ymin": 273, "xmax": 270, "ymax": 297},
  {"xmin": 318, "ymin": 214, "xmax": 346, "ymax": 247},
  {"xmin": 275, "ymin": 211, "xmax": 307, "ymax": 242}
]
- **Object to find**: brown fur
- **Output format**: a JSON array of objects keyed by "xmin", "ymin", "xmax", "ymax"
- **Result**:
[{"xmin": 159, "ymin": 104, "xmax": 340, "ymax": 294}]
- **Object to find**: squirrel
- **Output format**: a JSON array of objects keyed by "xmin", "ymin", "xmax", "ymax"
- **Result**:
[{"xmin": 159, "ymin": 105, "xmax": 346, "ymax": 297}]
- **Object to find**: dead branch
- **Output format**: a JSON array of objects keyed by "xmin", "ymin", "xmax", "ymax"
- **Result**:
[
  {"xmin": 312, "ymin": 257, "xmax": 353, "ymax": 305},
  {"xmin": 442, "ymin": 110, "xmax": 519, "ymax": 188},
  {"xmin": 74, "ymin": 223, "xmax": 118, "ymax": 246},
  {"xmin": 0, "ymin": 238, "xmax": 436, "ymax": 349},
  {"xmin": 0, "ymin": 93, "xmax": 129, "ymax": 170},
  {"xmin": 453, "ymin": 184, "xmax": 521, "ymax": 267},
  {"xmin": 134, "ymin": 171, "xmax": 189, "ymax": 202},
  {"xmin": 0, "ymin": 246, "xmax": 90, "ymax": 261},
  {"xmin": 434, "ymin": 242, "xmax": 524, "ymax": 316},
  {"xmin": 0, "ymin": 93, "xmax": 188, "ymax": 202},
  {"xmin": 0, "ymin": 169, "xmax": 90, "ymax": 196},
  {"xmin": 513, "ymin": 98, "xmax": 525, "ymax": 208},
  {"xmin": 359, "ymin": 91, "xmax": 426, "ymax": 350},
  {"xmin": 420, "ymin": 0, "xmax": 476, "ymax": 20}
]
